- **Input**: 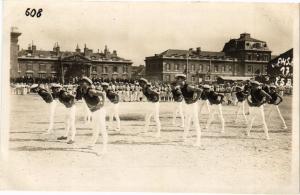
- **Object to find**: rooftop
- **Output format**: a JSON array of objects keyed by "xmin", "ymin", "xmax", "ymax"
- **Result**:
[
  {"xmin": 149, "ymin": 48, "xmax": 235, "ymax": 60},
  {"xmin": 222, "ymin": 33, "xmax": 270, "ymax": 52},
  {"xmin": 18, "ymin": 43, "xmax": 132, "ymax": 63}
]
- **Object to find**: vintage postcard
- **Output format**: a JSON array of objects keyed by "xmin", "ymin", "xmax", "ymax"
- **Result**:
[{"xmin": 1, "ymin": 0, "xmax": 299, "ymax": 193}]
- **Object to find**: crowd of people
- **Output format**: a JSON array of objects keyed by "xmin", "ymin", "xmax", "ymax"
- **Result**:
[
  {"xmin": 10, "ymin": 77, "xmax": 292, "ymax": 106},
  {"xmin": 17, "ymin": 74, "xmax": 289, "ymax": 155}
]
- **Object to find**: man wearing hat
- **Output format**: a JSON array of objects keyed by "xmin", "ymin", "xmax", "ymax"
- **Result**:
[
  {"xmin": 202, "ymin": 84, "xmax": 225, "ymax": 133},
  {"xmin": 246, "ymin": 80, "xmax": 272, "ymax": 139},
  {"xmin": 51, "ymin": 83, "xmax": 77, "ymax": 144},
  {"xmin": 198, "ymin": 84, "xmax": 211, "ymax": 114},
  {"xmin": 102, "ymin": 82, "xmax": 121, "ymax": 132},
  {"xmin": 79, "ymin": 77, "xmax": 107, "ymax": 153},
  {"xmin": 265, "ymin": 84, "xmax": 287, "ymax": 129},
  {"xmin": 170, "ymin": 81, "xmax": 185, "ymax": 128},
  {"xmin": 234, "ymin": 85, "xmax": 248, "ymax": 124},
  {"xmin": 175, "ymin": 74, "xmax": 202, "ymax": 146},
  {"xmin": 139, "ymin": 78, "xmax": 161, "ymax": 138},
  {"xmin": 30, "ymin": 83, "xmax": 56, "ymax": 134},
  {"xmin": 75, "ymin": 84, "xmax": 92, "ymax": 124}
]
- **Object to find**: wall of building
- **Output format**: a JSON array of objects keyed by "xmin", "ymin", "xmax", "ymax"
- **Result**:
[
  {"xmin": 145, "ymin": 58, "xmax": 163, "ymax": 81},
  {"xmin": 91, "ymin": 62, "xmax": 132, "ymax": 80},
  {"xmin": 16, "ymin": 58, "xmax": 133, "ymax": 82},
  {"xmin": 10, "ymin": 30, "xmax": 21, "ymax": 79},
  {"xmin": 147, "ymin": 57, "xmax": 237, "ymax": 83},
  {"xmin": 17, "ymin": 60, "xmax": 58, "ymax": 79}
]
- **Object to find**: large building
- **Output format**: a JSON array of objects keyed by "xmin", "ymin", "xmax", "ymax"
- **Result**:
[
  {"xmin": 11, "ymin": 29, "xmax": 133, "ymax": 83},
  {"xmin": 145, "ymin": 33, "xmax": 271, "ymax": 83}
]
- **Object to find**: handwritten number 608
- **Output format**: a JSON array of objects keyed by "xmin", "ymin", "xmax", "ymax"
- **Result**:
[{"xmin": 25, "ymin": 8, "xmax": 43, "ymax": 18}]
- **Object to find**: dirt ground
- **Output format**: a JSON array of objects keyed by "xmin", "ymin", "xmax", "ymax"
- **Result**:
[{"xmin": 0, "ymin": 94, "xmax": 294, "ymax": 193}]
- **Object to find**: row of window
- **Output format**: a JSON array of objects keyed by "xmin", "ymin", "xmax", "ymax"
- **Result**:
[
  {"xmin": 92, "ymin": 65, "xmax": 128, "ymax": 73},
  {"xmin": 164, "ymin": 63, "xmax": 233, "ymax": 73},
  {"xmin": 20, "ymin": 64, "xmax": 129, "ymax": 74},
  {"xmin": 163, "ymin": 75, "xmax": 212, "ymax": 82},
  {"xmin": 246, "ymin": 54, "xmax": 269, "ymax": 61},
  {"xmin": 246, "ymin": 65, "xmax": 268, "ymax": 74},
  {"xmin": 24, "ymin": 72, "xmax": 57, "ymax": 78},
  {"xmin": 19, "ymin": 63, "xmax": 56, "ymax": 72}
]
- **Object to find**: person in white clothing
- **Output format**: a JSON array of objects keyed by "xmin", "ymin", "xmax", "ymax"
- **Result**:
[
  {"xmin": 79, "ymin": 77, "xmax": 107, "ymax": 153},
  {"xmin": 139, "ymin": 78, "xmax": 161, "ymax": 138},
  {"xmin": 102, "ymin": 82, "xmax": 121, "ymax": 132},
  {"xmin": 175, "ymin": 74, "xmax": 202, "ymax": 146},
  {"xmin": 170, "ymin": 82, "xmax": 185, "ymax": 128}
]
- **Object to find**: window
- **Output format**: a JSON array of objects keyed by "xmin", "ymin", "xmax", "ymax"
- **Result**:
[
  {"xmin": 191, "ymin": 76, "xmax": 195, "ymax": 82},
  {"xmin": 191, "ymin": 64, "xmax": 195, "ymax": 72},
  {"xmin": 256, "ymin": 54, "xmax": 260, "ymax": 61},
  {"xmin": 26, "ymin": 63, "xmax": 33, "ymax": 71},
  {"xmin": 207, "ymin": 65, "xmax": 210, "ymax": 72},
  {"xmin": 51, "ymin": 64, "xmax": 56, "ymax": 72},
  {"xmin": 174, "ymin": 63, "xmax": 179, "ymax": 71},
  {"xmin": 18, "ymin": 63, "xmax": 21, "ymax": 72},
  {"xmin": 166, "ymin": 63, "xmax": 170, "ymax": 71},
  {"xmin": 199, "ymin": 65, "xmax": 203, "ymax": 72},
  {"xmin": 165, "ymin": 75, "xmax": 170, "ymax": 81},
  {"xmin": 123, "ymin": 65, "xmax": 128, "ymax": 73},
  {"xmin": 247, "ymin": 65, "xmax": 252, "ymax": 73},
  {"xmin": 113, "ymin": 66, "xmax": 118, "ymax": 73},
  {"xmin": 39, "ymin": 73, "xmax": 46, "ymax": 78},
  {"xmin": 104, "ymin": 67, "xmax": 108, "ymax": 73},
  {"xmin": 264, "ymin": 65, "xmax": 268, "ymax": 74},
  {"xmin": 39, "ymin": 64, "xmax": 46, "ymax": 71},
  {"xmin": 214, "ymin": 65, "xmax": 218, "ymax": 72},
  {"xmin": 228, "ymin": 65, "xmax": 232, "ymax": 72},
  {"xmin": 264, "ymin": 55, "xmax": 269, "ymax": 61},
  {"xmin": 222, "ymin": 65, "xmax": 225, "ymax": 72},
  {"xmin": 26, "ymin": 73, "xmax": 33, "ymax": 77},
  {"xmin": 247, "ymin": 54, "xmax": 252, "ymax": 61}
]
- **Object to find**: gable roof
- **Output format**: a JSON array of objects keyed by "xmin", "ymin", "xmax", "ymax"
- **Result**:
[
  {"xmin": 18, "ymin": 47, "xmax": 132, "ymax": 63},
  {"xmin": 157, "ymin": 49, "xmax": 226, "ymax": 58}
]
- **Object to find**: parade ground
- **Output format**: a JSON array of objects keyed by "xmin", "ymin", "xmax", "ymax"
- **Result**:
[{"xmin": 1, "ymin": 94, "xmax": 293, "ymax": 192}]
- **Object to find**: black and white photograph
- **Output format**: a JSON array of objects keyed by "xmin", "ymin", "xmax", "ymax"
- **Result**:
[{"xmin": 1, "ymin": 1, "xmax": 299, "ymax": 193}]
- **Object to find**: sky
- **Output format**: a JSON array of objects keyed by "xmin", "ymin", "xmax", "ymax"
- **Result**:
[{"xmin": 5, "ymin": 1, "xmax": 298, "ymax": 66}]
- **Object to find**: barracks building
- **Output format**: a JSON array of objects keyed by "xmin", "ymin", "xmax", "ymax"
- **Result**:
[
  {"xmin": 10, "ymin": 27, "xmax": 133, "ymax": 84},
  {"xmin": 145, "ymin": 33, "xmax": 272, "ymax": 83}
]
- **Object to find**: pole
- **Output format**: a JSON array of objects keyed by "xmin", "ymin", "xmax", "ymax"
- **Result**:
[{"xmin": 186, "ymin": 52, "xmax": 189, "ymax": 80}]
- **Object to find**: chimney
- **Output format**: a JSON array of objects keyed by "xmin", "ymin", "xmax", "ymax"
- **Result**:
[
  {"xmin": 84, "ymin": 44, "xmax": 88, "ymax": 56},
  {"xmin": 196, "ymin": 47, "xmax": 201, "ymax": 54},
  {"xmin": 32, "ymin": 44, "xmax": 36, "ymax": 54},
  {"xmin": 104, "ymin": 45, "xmax": 109, "ymax": 54},
  {"xmin": 53, "ymin": 42, "xmax": 60, "ymax": 54},
  {"xmin": 104, "ymin": 45, "xmax": 110, "ymax": 57},
  {"xmin": 113, "ymin": 50, "xmax": 117, "ymax": 56},
  {"xmin": 83, "ymin": 44, "xmax": 93, "ymax": 56},
  {"xmin": 240, "ymin": 33, "xmax": 251, "ymax": 39},
  {"xmin": 75, "ymin": 44, "xmax": 80, "ymax": 53},
  {"xmin": 28, "ymin": 44, "xmax": 32, "ymax": 51}
]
